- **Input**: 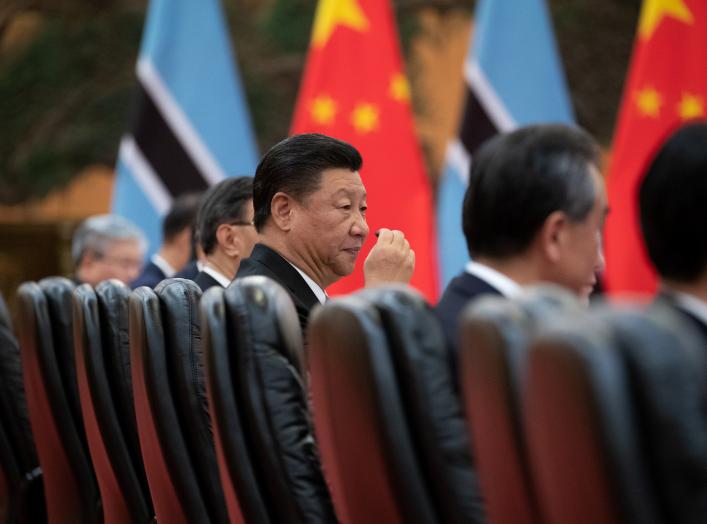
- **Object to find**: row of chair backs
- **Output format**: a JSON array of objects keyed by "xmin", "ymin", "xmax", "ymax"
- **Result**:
[
  {"xmin": 73, "ymin": 281, "xmax": 152, "ymax": 524},
  {"xmin": 16, "ymin": 277, "xmax": 101, "ymax": 523},
  {"xmin": 0, "ymin": 292, "xmax": 44, "ymax": 523},
  {"xmin": 201, "ymin": 276, "xmax": 336, "ymax": 523},
  {"xmin": 129, "ymin": 278, "xmax": 227, "ymax": 523},
  {"xmin": 308, "ymin": 286, "xmax": 484, "ymax": 524}
]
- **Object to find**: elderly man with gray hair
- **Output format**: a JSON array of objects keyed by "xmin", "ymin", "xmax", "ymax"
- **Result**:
[{"xmin": 72, "ymin": 214, "xmax": 148, "ymax": 287}]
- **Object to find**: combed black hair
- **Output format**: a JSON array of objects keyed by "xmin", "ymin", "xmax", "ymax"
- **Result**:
[
  {"xmin": 462, "ymin": 124, "xmax": 600, "ymax": 258},
  {"xmin": 640, "ymin": 121, "xmax": 707, "ymax": 282},
  {"xmin": 162, "ymin": 192, "xmax": 202, "ymax": 242},
  {"xmin": 253, "ymin": 133, "xmax": 362, "ymax": 231},
  {"xmin": 196, "ymin": 176, "xmax": 253, "ymax": 255}
]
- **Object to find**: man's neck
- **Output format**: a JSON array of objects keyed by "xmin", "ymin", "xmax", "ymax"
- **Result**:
[
  {"xmin": 157, "ymin": 246, "xmax": 182, "ymax": 274},
  {"xmin": 204, "ymin": 251, "xmax": 238, "ymax": 281},
  {"xmin": 259, "ymin": 232, "xmax": 333, "ymax": 289},
  {"xmin": 474, "ymin": 255, "xmax": 541, "ymax": 287},
  {"xmin": 663, "ymin": 277, "xmax": 707, "ymax": 304}
]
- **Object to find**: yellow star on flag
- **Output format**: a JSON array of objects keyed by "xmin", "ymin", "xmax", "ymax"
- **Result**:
[
  {"xmin": 390, "ymin": 73, "xmax": 411, "ymax": 103},
  {"xmin": 351, "ymin": 103, "xmax": 379, "ymax": 133},
  {"xmin": 636, "ymin": 87, "xmax": 662, "ymax": 117},
  {"xmin": 678, "ymin": 93, "xmax": 704, "ymax": 120},
  {"xmin": 310, "ymin": 95, "xmax": 337, "ymax": 124},
  {"xmin": 639, "ymin": 0, "xmax": 693, "ymax": 40},
  {"xmin": 311, "ymin": 0, "xmax": 369, "ymax": 48}
]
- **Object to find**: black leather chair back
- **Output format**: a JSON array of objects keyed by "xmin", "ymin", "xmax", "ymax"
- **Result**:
[
  {"xmin": 0, "ymin": 292, "xmax": 44, "ymax": 523},
  {"xmin": 16, "ymin": 278, "xmax": 100, "ymax": 523},
  {"xmin": 603, "ymin": 306, "xmax": 707, "ymax": 524},
  {"xmin": 201, "ymin": 286, "xmax": 269, "ymax": 524},
  {"xmin": 459, "ymin": 285, "xmax": 580, "ymax": 524},
  {"xmin": 220, "ymin": 276, "xmax": 336, "ymax": 523},
  {"xmin": 309, "ymin": 292, "xmax": 438, "ymax": 524},
  {"xmin": 154, "ymin": 278, "xmax": 228, "ymax": 523},
  {"xmin": 355, "ymin": 286, "xmax": 484, "ymax": 524},
  {"xmin": 73, "ymin": 281, "xmax": 152, "ymax": 523},
  {"xmin": 524, "ymin": 308, "xmax": 661, "ymax": 524}
]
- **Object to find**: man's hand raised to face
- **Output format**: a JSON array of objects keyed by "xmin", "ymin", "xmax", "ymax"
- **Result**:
[{"xmin": 363, "ymin": 228, "xmax": 415, "ymax": 288}]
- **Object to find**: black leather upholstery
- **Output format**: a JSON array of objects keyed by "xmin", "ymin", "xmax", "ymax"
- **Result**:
[
  {"xmin": 309, "ymin": 292, "xmax": 438, "ymax": 524},
  {"xmin": 459, "ymin": 285, "xmax": 580, "ymax": 524},
  {"xmin": 200, "ymin": 286, "xmax": 270, "ymax": 524},
  {"xmin": 525, "ymin": 308, "xmax": 661, "ymax": 524},
  {"xmin": 605, "ymin": 306, "xmax": 707, "ymax": 524},
  {"xmin": 130, "ymin": 285, "xmax": 207, "ymax": 523},
  {"xmin": 0, "ymin": 293, "xmax": 44, "ymax": 523},
  {"xmin": 355, "ymin": 286, "xmax": 484, "ymax": 524},
  {"xmin": 223, "ymin": 276, "xmax": 336, "ymax": 523},
  {"xmin": 16, "ymin": 278, "xmax": 101, "ymax": 523},
  {"xmin": 73, "ymin": 281, "xmax": 152, "ymax": 523},
  {"xmin": 154, "ymin": 278, "xmax": 228, "ymax": 524}
]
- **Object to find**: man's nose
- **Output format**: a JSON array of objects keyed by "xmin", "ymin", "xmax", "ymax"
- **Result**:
[
  {"xmin": 595, "ymin": 236, "xmax": 606, "ymax": 273},
  {"xmin": 350, "ymin": 212, "xmax": 369, "ymax": 238}
]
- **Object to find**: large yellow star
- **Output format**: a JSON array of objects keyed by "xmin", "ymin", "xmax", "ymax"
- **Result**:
[
  {"xmin": 639, "ymin": 0, "xmax": 693, "ymax": 40},
  {"xmin": 678, "ymin": 93, "xmax": 704, "ymax": 120},
  {"xmin": 310, "ymin": 95, "xmax": 337, "ymax": 125},
  {"xmin": 351, "ymin": 103, "xmax": 379, "ymax": 133},
  {"xmin": 636, "ymin": 87, "xmax": 662, "ymax": 117},
  {"xmin": 311, "ymin": 0, "xmax": 369, "ymax": 48}
]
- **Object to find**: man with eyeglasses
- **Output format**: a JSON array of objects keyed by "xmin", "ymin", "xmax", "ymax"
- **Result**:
[
  {"xmin": 72, "ymin": 214, "xmax": 148, "ymax": 287},
  {"xmin": 193, "ymin": 176, "xmax": 257, "ymax": 291}
]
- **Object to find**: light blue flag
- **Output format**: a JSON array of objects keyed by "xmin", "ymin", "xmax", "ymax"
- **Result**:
[
  {"xmin": 436, "ymin": 0, "xmax": 574, "ymax": 289},
  {"xmin": 113, "ymin": 0, "xmax": 258, "ymax": 253}
]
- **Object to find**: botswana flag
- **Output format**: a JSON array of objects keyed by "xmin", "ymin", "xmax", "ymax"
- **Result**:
[
  {"xmin": 436, "ymin": 0, "xmax": 574, "ymax": 287},
  {"xmin": 113, "ymin": 0, "xmax": 258, "ymax": 251}
]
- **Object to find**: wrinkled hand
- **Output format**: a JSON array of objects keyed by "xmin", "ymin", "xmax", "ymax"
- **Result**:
[{"xmin": 363, "ymin": 228, "xmax": 415, "ymax": 287}]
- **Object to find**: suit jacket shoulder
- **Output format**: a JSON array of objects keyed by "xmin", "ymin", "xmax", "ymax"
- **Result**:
[
  {"xmin": 434, "ymin": 271, "xmax": 503, "ymax": 364},
  {"xmin": 194, "ymin": 271, "xmax": 223, "ymax": 292},
  {"xmin": 237, "ymin": 244, "xmax": 320, "ymax": 334},
  {"xmin": 131, "ymin": 261, "xmax": 166, "ymax": 289}
]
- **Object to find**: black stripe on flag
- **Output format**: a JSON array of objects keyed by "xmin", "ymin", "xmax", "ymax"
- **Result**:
[
  {"xmin": 131, "ymin": 83, "xmax": 210, "ymax": 196},
  {"xmin": 458, "ymin": 86, "xmax": 498, "ymax": 157}
]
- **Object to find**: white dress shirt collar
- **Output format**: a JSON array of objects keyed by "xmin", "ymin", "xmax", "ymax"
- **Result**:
[
  {"xmin": 465, "ymin": 260, "xmax": 523, "ymax": 298},
  {"xmin": 288, "ymin": 263, "xmax": 327, "ymax": 305},
  {"xmin": 671, "ymin": 290, "xmax": 707, "ymax": 326},
  {"xmin": 202, "ymin": 265, "xmax": 232, "ymax": 288},
  {"xmin": 151, "ymin": 253, "xmax": 176, "ymax": 278}
]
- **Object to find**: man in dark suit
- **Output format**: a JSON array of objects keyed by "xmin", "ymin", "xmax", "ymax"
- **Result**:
[
  {"xmin": 435, "ymin": 124, "xmax": 608, "ymax": 359},
  {"xmin": 193, "ymin": 176, "xmax": 257, "ymax": 291},
  {"xmin": 639, "ymin": 121, "xmax": 707, "ymax": 340},
  {"xmin": 237, "ymin": 133, "xmax": 415, "ymax": 334},
  {"xmin": 131, "ymin": 192, "xmax": 202, "ymax": 288}
]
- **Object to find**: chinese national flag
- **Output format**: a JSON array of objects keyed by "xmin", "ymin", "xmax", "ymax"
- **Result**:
[
  {"xmin": 291, "ymin": 0, "xmax": 439, "ymax": 300},
  {"xmin": 605, "ymin": 0, "xmax": 707, "ymax": 295}
]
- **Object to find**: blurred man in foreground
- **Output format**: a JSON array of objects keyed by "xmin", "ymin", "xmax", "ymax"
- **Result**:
[
  {"xmin": 72, "ymin": 214, "xmax": 147, "ymax": 287},
  {"xmin": 131, "ymin": 192, "xmax": 202, "ymax": 288},
  {"xmin": 193, "ymin": 176, "xmax": 257, "ymax": 291},
  {"xmin": 640, "ymin": 121, "xmax": 707, "ymax": 340},
  {"xmin": 237, "ymin": 133, "xmax": 415, "ymax": 333},
  {"xmin": 435, "ymin": 124, "xmax": 608, "ymax": 359}
]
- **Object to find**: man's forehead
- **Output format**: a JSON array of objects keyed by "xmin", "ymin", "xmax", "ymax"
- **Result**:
[{"xmin": 319, "ymin": 168, "xmax": 366, "ymax": 194}]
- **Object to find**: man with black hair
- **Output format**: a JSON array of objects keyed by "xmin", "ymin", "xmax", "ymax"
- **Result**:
[
  {"xmin": 435, "ymin": 124, "xmax": 608, "ymax": 358},
  {"xmin": 132, "ymin": 192, "xmax": 202, "ymax": 288},
  {"xmin": 639, "ymin": 121, "xmax": 707, "ymax": 340},
  {"xmin": 193, "ymin": 176, "xmax": 257, "ymax": 291},
  {"xmin": 237, "ymin": 133, "xmax": 415, "ymax": 333}
]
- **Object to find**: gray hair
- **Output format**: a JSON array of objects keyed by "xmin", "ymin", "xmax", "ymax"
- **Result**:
[{"xmin": 72, "ymin": 214, "xmax": 148, "ymax": 266}]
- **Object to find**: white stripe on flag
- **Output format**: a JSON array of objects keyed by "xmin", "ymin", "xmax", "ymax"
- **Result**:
[
  {"xmin": 118, "ymin": 136, "xmax": 171, "ymax": 215},
  {"xmin": 464, "ymin": 60, "xmax": 517, "ymax": 132},
  {"xmin": 445, "ymin": 139, "xmax": 471, "ymax": 185},
  {"xmin": 137, "ymin": 57, "xmax": 227, "ymax": 186}
]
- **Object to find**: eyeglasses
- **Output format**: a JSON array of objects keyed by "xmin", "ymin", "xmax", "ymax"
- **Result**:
[{"xmin": 228, "ymin": 220, "xmax": 255, "ymax": 227}]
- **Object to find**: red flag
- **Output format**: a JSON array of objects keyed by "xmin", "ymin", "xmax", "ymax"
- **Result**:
[
  {"xmin": 291, "ymin": 0, "xmax": 439, "ymax": 301},
  {"xmin": 605, "ymin": 0, "xmax": 707, "ymax": 295}
]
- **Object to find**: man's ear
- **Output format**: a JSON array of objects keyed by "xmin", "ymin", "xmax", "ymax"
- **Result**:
[
  {"xmin": 215, "ymin": 223, "xmax": 239, "ymax": 257},
  {"xmin": 539, "ymin": 210, "xmax": 567, "ymax": 264},
  {"xmin": 270, "ymin": 192, "xmax": 294, "ymax": 232}
]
